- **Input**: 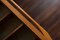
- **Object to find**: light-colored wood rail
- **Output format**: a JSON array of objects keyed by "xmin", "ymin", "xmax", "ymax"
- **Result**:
[
  {"xmin": 11, "ymin": 0, "xmax": 52, "ymax": 40},
  {"xmin": 1, "ymin": 0, "xmax": 52, "ymax": 40}
]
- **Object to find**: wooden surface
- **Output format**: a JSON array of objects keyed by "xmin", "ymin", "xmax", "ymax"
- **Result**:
[
  {"xmin": 1, "ymin": 0, "xmax": 60, "ymax": 40},
  {"xmin": 1, "ymin": 0, "xmax": 46, "ymax": 40},
  {"xmin": 0, "ymin": 2, "xmax": 40, "ymax": 40},
  {"xmin": 13, "ymin": 0, "xmax": 60, "ymax": 40},
  {"xmin": 6, "ymin": 25, "xmax": 37, "ymax": 40}
]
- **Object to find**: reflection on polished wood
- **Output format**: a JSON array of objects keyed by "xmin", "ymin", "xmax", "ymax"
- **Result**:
[{"xmin": 14, "ymin": 0, "xmax": 60, "ymax": 40}]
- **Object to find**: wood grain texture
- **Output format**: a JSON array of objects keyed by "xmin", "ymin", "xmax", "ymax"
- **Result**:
[
  {"xmin": 14, "ymin": 0, "xmax": 60, "ymax": 40},
  {"xmin": 1, "ymin": 0, "xmax": 46, "ymax": 40}
]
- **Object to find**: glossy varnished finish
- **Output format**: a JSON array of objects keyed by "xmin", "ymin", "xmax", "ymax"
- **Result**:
[
  {"xmin": 1, "ymin": 0, "xmax": 60, "ymax": 40},
  {"xmin": 1, "ymin": 0, "xmax": 47, "ymax": 40},
  {"xmin": 14, "ymin": 0, "xmax": 60, "ymax": 40}
]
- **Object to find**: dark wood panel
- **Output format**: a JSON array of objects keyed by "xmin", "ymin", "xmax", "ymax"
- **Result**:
[
  {"xmin": 0, "ymin": 2, "xmax": 11, "ymax": 21},
  {"xmin": 7, "ymin": 25, "xmax": 40, "ymax": 40},
  {"xmin": 0, "ymin": 13, "xmax": 23, "ymax": 40}
]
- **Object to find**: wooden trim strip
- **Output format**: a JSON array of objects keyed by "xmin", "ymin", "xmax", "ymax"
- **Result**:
[
  {"xmin": 10, "ymin": 0, "xmax": 52, "ymax": 40},
  {"xmin": 1, "ymin": 0, "xmax": 46, "ymax": 40}
]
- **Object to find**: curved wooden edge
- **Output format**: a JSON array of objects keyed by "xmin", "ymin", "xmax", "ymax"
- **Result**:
[
  {"xmin": 1, "ymin": 0, "xmax": 46, "ymax": 40},
  {"xmin": 1, "ymin": 0, "xmax": 52, "ymax": 40},
  {"xmin": 11, "ymin": 0, "xmax": 52, "ymax": 40}
]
